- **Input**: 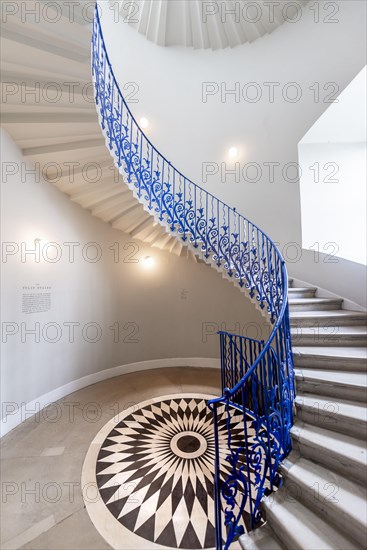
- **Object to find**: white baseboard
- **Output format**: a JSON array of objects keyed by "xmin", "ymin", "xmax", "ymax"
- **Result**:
[{"xmin": 0, "ymin": 357, "xmax": 220, "ymax": 437}]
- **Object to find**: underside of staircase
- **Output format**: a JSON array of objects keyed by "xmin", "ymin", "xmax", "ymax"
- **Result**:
[
  {"xmin": 0, "ymin": 5, "xmax": 199, "ymax": 262},
  {"xmin": 1, "ymin": 3, "xmax": 366, "ymax": 550}
]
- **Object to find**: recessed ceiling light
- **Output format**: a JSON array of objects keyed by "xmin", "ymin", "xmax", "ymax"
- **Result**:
[
  {"xmin": 228, "ymin": 147, "xmax": 238, "ymax": 158},
  {"xmin": 140, "ymin": 117, "xmax": 149, "ymax": 129}
]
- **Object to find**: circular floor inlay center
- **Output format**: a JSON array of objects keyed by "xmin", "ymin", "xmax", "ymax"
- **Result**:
[
  {"xmin": 177, "ymin": 434, "xmax": 200, "ymax": 452},
  {"xmin": 170, "ymin": 430, "xmax": 207, "ymax": 459}
]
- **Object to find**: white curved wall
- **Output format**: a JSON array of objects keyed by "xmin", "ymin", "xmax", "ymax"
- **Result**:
[
  {"xmin": 1, "ymin": 130, "xmax": 268, "ymax": 435},
  {"xmin": 299, "ymin": 67, "xmax": 367, "ymax": 266},
  {"xmin": 99, "ymin": 0, "xmax": 367, "ymax": 306}
]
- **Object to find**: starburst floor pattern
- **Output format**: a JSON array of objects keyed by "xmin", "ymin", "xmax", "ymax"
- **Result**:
[{"xmin": 81, "ymin": 394, "xmax": 250, "ymax": 550}]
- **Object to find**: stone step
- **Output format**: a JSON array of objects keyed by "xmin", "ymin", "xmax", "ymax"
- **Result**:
[
  {"xmin": 291, "ymin": 421, "xmax": 366, "ymax": 483},
  {"xmin": 294, "ymin": 393, "xmax": 367, "ymax": 439},
  {"xmin": 292, "ymin": 346, "xmax": 367, "ymax": 372},
  {"xmin": 290, "ymin": 310, "xmax": 367, "ymax": 328},
  {"xmin": 239, "ymin": 523, "xmax": 285, "ymax": 550},
  {"xmin": 295, "ymin": 368, "xmax": 367, "ymax": 402},
  {"xmin": 291, "ymin": 326, "xmax": 367, "ymax": 347},
  {"xmin": 279, "ymin": 455, "xmax": 367, "ymax": 547},
  {"xmin": 289, "ymin": 298, "xmax": 343, "ymax": 312},
  {"xmin": 256, "ymin": 486, "xmax": 360, "ymax": 550},
  {"xmin": 288, "ymin": 287, "xmax": 317, "ymax": 299}
]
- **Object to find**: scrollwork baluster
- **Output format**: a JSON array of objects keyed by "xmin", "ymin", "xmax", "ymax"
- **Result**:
[
  {"xmin": 183, "ymin": 177, "xmax": 187, "ymax": 242},
  {"xmin": 170, "ymin": 169, "xmax": 176, "ymax": 231}
]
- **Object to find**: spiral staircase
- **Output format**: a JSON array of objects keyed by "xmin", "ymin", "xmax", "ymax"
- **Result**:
[{"xmin": 1, "ymin": 2, "xmax": 366, "ymax": 549}]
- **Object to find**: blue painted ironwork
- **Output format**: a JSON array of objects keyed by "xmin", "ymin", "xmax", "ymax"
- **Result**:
[{"xmin": 92, "ymin": 6, "xmax": 294, "ymax": 549}]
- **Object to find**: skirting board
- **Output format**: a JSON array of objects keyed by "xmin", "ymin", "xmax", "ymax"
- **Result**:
[{"xmin": 0, "ymin": 357, "xmax": 220, "ymax": 437}]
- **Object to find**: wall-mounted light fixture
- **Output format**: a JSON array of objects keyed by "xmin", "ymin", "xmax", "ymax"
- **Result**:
[
  {"xmin": 228, "ymin": 147, "xmax": 238, "ymax": 159},
  {"xmin": 143, "ymin": 255, "xmax": 155, "ymax": 268},
  {"xmin": 140, "ymin": 117, "xmax": 149, "ymax": 129}
]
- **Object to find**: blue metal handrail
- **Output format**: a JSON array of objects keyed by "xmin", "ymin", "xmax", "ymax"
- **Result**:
[{"xmin": 92, "ymin": 5, "xmax": 295, "ymax": 549}]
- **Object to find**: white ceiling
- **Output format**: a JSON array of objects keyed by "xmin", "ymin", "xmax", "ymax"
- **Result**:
[{"xmin": 113, "ymin": 0, "xmax": 308, "ymax": 49}]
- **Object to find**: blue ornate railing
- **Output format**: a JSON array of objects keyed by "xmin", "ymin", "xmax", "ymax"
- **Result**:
[{"xmin": 92, "ymin": 5, "xmax": 294, "ymax": 549}]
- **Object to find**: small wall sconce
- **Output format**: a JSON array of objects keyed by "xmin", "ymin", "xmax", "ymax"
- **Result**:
[
  {"xmin": 228, "ymin": 147, "xmax": 238, "ymax": 159},
  {"xmin": 143, "ymin": 256, "xmax": 155, "ymax": 268},
  {"xmin": 140, "ymin": 117, "xmax": 149, "ymax": 129}
]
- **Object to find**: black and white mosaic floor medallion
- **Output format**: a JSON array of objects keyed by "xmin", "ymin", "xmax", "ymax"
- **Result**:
[{"xmin": 82, "ymin": 394, "xmax": 247, "ymax": 550}]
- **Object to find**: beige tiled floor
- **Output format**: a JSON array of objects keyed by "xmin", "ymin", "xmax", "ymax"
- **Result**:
[{"xmin": 1, "ymin": 367, "xmax": 221, "ymax": 550}]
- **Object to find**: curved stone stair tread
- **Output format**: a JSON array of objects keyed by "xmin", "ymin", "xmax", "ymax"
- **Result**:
[
  {"xmin": 295, "ymin": 392, "xmax": 367, "ymax": 435},
  {"xmin": 291, "ymin": 326, "xmax": 367, "ymax": 347},
  {"xmin": 291, "ymin": 421, "xmax": 366, "ymax": 482},
  {"xmin": 295, "ymin": 368, "xmax": 367, "ymax": 387},
  {"xmin": 288, "ymin": 287, "xmax": 317, "ymax": 297},
  {"xmin": 292, "ymin": 346, "xmax": 367, "ymax": 370},
  {"xmin": 239, "ymin": 523, "xmax": 285, "ymax": 550},
  {"xmin": 290, "ymin": 309, "xmax": 367, "ymax": 327},
  {"xmin": 295, "ymin": 367, "xmax": 367, "ymax": 402},
  {"xmin": 241, "ymin": 489, "xmax": 361, "ymax": 550},
  {"xmin": 279, "ymin": 455, "xmax": 367, "ymax": 546},
  {"xmin": 293, "ymin": 326, "xmax": 367, "ymax": 336},
  {"xmin": 289, "ymin": 297, "xmax": 343, "ymax": 311}
]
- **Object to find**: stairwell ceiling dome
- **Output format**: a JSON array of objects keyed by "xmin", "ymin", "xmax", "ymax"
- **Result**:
[{"xmin": 113, "ymin": 0, "xmax": 308, "ymax": 50}]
